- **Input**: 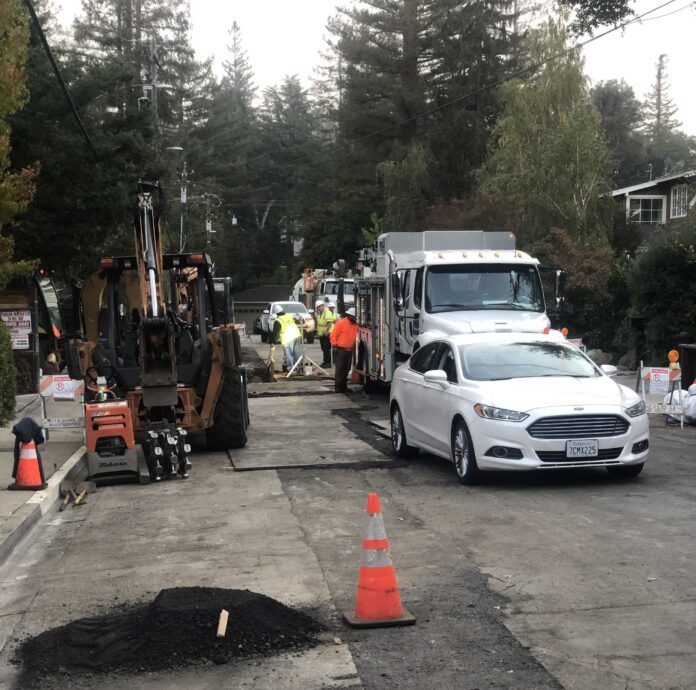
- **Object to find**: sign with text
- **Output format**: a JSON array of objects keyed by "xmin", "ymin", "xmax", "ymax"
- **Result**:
[
  {"xmin": 640, "ymin": 366, "xmax": 683, "ymax": 416},
  {"xmin": 0, "ymin": 309, "xmax": 31, "ymax": 350},
  {"xmin": 42, "ymin": 417, "xmax": 84, "ymax": 429}
]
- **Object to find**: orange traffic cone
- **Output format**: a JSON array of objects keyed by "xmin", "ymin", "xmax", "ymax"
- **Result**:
[
  {"xmin": 8, "ymin": 441, "xmax": 47, "ymax": 491},
  {"xmin": 343, "ymin": 492, "xmax": 415, "ymax": 628}
]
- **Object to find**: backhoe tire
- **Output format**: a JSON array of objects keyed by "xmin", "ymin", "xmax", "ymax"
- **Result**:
[{"xmin": 206, "ymin": 368, "xmax": 248, "ymax": 450}]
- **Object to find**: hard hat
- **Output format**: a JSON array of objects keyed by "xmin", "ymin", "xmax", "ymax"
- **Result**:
[
  {"xmin": 346, "ymin": 307, "xmax": 356, "ymax": 316},
  {"xmin": 272, "ymin": 304, "xmax": 283, "ymax": 314},
  {"xmin": 315, "ymin": 300, "xmax": 324, "ymax": 307},
  {"xmin": 328, "ymin": 301, "xmax": 336, "ymax": 307}
]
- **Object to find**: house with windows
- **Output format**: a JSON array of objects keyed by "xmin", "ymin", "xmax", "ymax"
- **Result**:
[{"xmin": 612, "ymin": 170, "xmax": 696, "ymax": 225}]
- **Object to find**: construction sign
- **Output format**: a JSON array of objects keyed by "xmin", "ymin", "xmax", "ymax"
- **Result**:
[
  {"xmin": 639, "ymin": 366, "xmax": 683, "ymax": 417},
  {"xmin": 40, "ymin": 375, "xmax": 84, "ymax": 400},
  {"xmin": 0, "ymin": 309, "xmax": 32, "ymax": 350}
]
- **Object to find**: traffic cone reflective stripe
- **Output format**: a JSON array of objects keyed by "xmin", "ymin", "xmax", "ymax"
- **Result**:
[
  {"xmin": 362, "ymin": 511, "xmax": 389, "ymax": 550},
  {"xmin": 343, "ymin": 492, "xmax": 415, "ymax": 628},
  {"xmin": 9, "ymin": 441, "xmax": 47, "ymax": 491}
]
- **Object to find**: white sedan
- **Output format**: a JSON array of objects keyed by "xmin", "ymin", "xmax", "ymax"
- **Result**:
[{"xmin": 389, "ymin": 332, "xmax": 649, "ymax": 484}]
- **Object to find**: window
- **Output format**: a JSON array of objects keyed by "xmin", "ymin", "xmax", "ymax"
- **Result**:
[
  {"xmin": 627, "ymin": 196, "xmax": 665, "ymax": 224},
  {"xmin": 436, "ymin": 346, "xmax": 458, "ymax": 383},
  {"xmin": 413, "ymin": 268, "xmax": 423, "ymax": 309},
  {"xmin": 409, "ymin": 342, "xmax": 442, "ymax": 374},
  {"xmin": 424, "ymin": 264, "xmax": 544, "ymax": 314},
  {"xmin": 402, "ymin": 270, "xmax": 411, "ymax": 309},
  {"xmin": 670, "ymin": 184, "xmax": 688, "ymax": 219},
  {"xmin": 459, "ymin": 342, "xmax": 598, "ymax": 381}
]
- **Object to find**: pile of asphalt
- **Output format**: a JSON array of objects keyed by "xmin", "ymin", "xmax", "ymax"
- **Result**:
[{"xmin": 18, "ymin": 587, "xmax": 322, "ymax": 684}]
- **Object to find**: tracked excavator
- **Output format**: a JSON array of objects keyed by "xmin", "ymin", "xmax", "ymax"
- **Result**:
[{"xmin": 65, "ymin": 180, "xmax": 249, "ymax": 483}]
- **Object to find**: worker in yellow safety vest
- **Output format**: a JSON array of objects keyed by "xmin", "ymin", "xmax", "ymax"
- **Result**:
[
  {"xmin": 272, "ymin": 304, "xmax": 302, "ymax": 371},
  {"xmin": 325, "ymin": 301, "xmax": 340, "ymax": 366},
  {"xmin": 315, "ymin": 300, "xmax": 332, "ymax": 367}
]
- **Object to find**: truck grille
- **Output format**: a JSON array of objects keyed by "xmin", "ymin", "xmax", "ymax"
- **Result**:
[
  {"xmin": 527, "ymin": 415, "xmax": 629, "ymax": 439},
  {"xmin": 536, "ymin": 447, "xmax": 623, "ymax": 463}
]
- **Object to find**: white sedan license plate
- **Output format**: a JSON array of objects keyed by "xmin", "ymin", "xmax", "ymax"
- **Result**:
[{"xmin": 566, "ymin": 439, "xmax": 599, "ymax": 458}]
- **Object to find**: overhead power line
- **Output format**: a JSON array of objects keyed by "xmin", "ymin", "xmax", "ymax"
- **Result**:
[{"xmin": 22, "ymin": 0, "xmax": 98, "ymax": 157}]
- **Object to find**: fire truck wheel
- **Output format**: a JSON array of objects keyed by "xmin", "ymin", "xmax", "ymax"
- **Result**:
[{"xmin": 206, "ymin": 368, "xmax": 248, "ymax": 450}]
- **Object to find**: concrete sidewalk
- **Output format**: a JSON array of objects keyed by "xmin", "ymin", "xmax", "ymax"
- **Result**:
[{"xmin": 0, "ymin": 393, "xmax": 85, "ymax": 567}]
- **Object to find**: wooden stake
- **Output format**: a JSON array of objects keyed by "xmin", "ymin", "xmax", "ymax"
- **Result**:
[{"xmin": 216, "ymin": 609, "xmax": 229, "ymax": 637}]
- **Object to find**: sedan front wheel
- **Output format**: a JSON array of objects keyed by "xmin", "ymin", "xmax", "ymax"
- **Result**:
[
  {"xmin": 451, "ymin": 419, "xmax": 480, "ymax": 485},
  {"xmin": 391, "ymin": 404, "xmax": 418, "ymax": 458}
]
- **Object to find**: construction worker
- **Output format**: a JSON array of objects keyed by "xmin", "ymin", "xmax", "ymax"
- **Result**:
[
  {"xmin": 330, "ymin": 307, "xmax": 359, "ymax": 393},
  {"xmin": 315, "ymin": 300, "xmax": 332, "ymax": 367},
  {"xmin": 272, "ymin": 304, "xmax": 302, "ymax": 371}
]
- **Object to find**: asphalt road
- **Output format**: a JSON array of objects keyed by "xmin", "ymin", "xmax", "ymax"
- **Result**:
[{"xmin": 0, "ymin": 377, "xmax": 693, "ymax": 689}]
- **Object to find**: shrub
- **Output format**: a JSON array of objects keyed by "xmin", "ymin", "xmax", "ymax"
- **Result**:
[
  {"xmin": 0, "ymin": 324, "xmax": 16, "ymax": 426},
  {"xmin": 629, "ymin": 226, "xmax": 696, "ymax": 364}
]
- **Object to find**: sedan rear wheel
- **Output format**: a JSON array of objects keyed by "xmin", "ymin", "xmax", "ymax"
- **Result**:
[
  {"xmin": 451, "ymin": 420, "xmax": 480, "ymax": 485},
  {"xmin": 607, "ymin": 463, "xmax": 644, "ymax": 479},
  {"xmin": 391, "ymin": 404, "xmax": 418, "ymax": 458}
]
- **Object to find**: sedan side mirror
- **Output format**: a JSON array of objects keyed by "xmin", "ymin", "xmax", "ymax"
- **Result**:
[
  {"xmin": 424, "ymin": 369, "xmax": 449, "ymax": 387},
  {"xmin": 600, "ymin": 364, "xmax": 618, "ymax": 377}
]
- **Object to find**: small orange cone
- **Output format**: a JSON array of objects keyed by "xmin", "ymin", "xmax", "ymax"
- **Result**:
[
  {"xmin": 8, "ymin": 441, "xmax": 47, "ymax": 491},
  {"xmin": 343, "ymin": 492, "xmax": 415, "ymax": 628}
]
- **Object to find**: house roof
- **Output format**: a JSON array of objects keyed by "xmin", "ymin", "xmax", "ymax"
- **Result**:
[
  {"xmin": 612, "ymin": 170, "xmax": 696, "ymax": 197},
  {"xmin": 232, "ymin": 285, "xmax": 291, "ymax": 303}
]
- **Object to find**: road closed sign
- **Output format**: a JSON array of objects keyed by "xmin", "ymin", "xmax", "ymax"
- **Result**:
[{"xmin": 0, "ymin": 309, "xmax": 31, "ymax": 350}]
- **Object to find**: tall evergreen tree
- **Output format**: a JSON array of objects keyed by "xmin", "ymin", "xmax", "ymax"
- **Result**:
[
  {"xmin": 591, "ymin": 79, "xmax": 645, "ymax": 184},
  {"xmin": 639, "ymin": 53, "xmax": 696, "ymax": 174},
  {"xmin": 643, "ymin": 54, "xmax": 681, "ymax": 142}
]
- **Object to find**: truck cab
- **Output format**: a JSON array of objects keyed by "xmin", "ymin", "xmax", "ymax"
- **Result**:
[
  {"xmin": 394, "ymin": 250, "xmax": 548, "ymax": 354},
  {"xmin": 355, "ymin": 231, "xmax": 558, "ymax": 386}
]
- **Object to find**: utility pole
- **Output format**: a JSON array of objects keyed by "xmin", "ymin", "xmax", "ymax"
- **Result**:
[
  {"xmin": 179, "ymin": 161, "xmax": 188, "ymax": 252},
  {"xmin": 202, "ymin": 193, "xmax": 222, "ymax": 247},
  {"xmin": 149, "ymin": 34, "xmax": 160, "ymax": 124}
]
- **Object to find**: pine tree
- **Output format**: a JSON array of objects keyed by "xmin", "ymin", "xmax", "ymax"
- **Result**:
[{"xmin": 643, "ymin": 54, "xmax": 681, "ymax": 142}]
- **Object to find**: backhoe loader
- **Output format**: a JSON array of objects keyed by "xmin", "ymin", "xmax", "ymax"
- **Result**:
[{"xmin": 66, "ymin": 180, "xmax": 249, "ymax": 483}]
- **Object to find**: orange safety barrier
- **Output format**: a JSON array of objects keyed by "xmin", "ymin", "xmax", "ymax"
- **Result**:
[
  {"xmin": 343, "ymin": 492, "xmax": 415, "ymax": 628},
  {"xmin": 8, "ymin": 440, "xmax": 47, "ymax": 491}
]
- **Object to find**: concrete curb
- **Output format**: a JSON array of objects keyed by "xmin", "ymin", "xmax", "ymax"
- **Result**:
[
  {"xmin": 14, "ymin": 394, "xmax": 39, "ymax": 416},
  {"xmin": 0, "ymin": 446, "xmax": 87, "ymax": 568}
]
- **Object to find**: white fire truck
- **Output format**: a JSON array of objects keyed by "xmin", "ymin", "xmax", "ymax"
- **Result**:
[{"xmin": 354, "ymin": 231, "xmax": 562, "ymax": 387}]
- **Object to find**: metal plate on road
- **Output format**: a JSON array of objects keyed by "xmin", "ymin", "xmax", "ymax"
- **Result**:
[
  {"xmin": 42, "ymin": 417, "xmax": 84, "ymax": 429},
  {"xmin": 566, "ymin": 439, "xmax": 599, "ymax": 458},
  {"xmin": 231, "ymin": 394, "xmax": 394, "ymax": 471}
]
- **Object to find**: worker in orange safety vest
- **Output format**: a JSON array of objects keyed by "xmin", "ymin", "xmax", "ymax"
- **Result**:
[{"xmin": 329, "ymin": 307, "xmax": 359, "ymax": 393}]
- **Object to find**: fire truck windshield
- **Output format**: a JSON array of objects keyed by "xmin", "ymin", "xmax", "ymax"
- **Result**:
[{"xmin": 424, "ymin": 264, "xmax": 544, "ymax": 314}]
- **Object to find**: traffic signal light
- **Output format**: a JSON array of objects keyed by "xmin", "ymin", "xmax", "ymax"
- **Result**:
[{"xmin": 37, "ymin": 264, "xmax": 47, "ymax": 278}]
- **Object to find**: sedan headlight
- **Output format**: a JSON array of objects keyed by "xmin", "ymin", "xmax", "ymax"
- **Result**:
[
  {"xmin": 625, "ymin": 400, "xmax": 646, "ymax": 417},
  {"xmin": 474, "ymin": 403, "xmax": 529, "ymax": 422}
]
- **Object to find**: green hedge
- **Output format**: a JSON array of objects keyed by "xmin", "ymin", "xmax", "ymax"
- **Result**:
[
  {"xmin": 629, "ymin": 226, "xmax": 696, "ymax": 364},
  {"xmin": 0, "ymin": 324, "xmax": 16, "ymax": 426}
]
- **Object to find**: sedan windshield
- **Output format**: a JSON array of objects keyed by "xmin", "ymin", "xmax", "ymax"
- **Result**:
[
  {"xmin": 459, "ymin": 342, "xmax": 598, "ymax": 381},
  {"xmin": 278, "ymin": 303, "xmax": 307, "ymax": 314},
  {"xmin": 425, "ymin": 264, "xmax": 544, "ymax": 314}
]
